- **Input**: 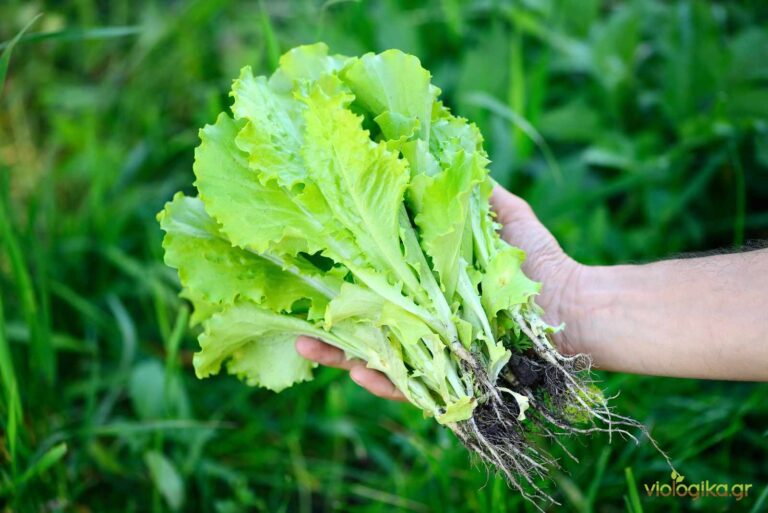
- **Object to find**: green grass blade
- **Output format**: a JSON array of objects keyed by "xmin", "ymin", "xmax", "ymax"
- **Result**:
[
  {"xmin": 78, "ymin": 420, "xmax": 231, "ymax": 437},
  {"xmin": 258, "ymin": 0, "xmax": 281, "ymax": 70},
  {"xmin": 0, "ymin": 294, "xmax": 22, "ymax": 485},
  {"xmin": 0, "ymin": 26, "xmax": 142, "ymax": 51},
  {"xmin": 585, "ymin": 447, "xmax": 611, "ymax": 512},
  {"xmin": 19, "ymin": 443, "xmax": 67, "ymax": 485},
  {"xmin": 4, "ymin": 322, "xmax": 94, "ymax": 354},
  {"xmin": 0, "ymin": 188, "xmax": 54, "ymax": 384},
  {"xmin": 144, "ymin": 450, "xmax": 184, "ymax": 511},
  {"xmin": 0, "ymin": 14, "xmax": 42, "ymax": 93},
  {"xmin": 750, "ymin": 484, "xmax": 768, "ymax": 513},
  {"xmin": 440, "ymin": 0, "xmax": 463, "ymax": 37},
  {"xmin": 164, "ymin": 304, "xmax": 188, "ymax": 375},
  {"xmin": 508, "ymin": 27, "xmax": 529, "ymax": 158},
  {"xmin": 6, "ymin": 383, "xmax": 20, "ymax": 482},
  {"xmin": 0, "ymin": 294, "xmax": 22, "ymax": 423},
  {"xmin": 624, "ymin": 467, "xmax": 643, "ymax": 513},
  {"xmin": 555, "ymin": 472, "xmax": 586, "ymax": 512},
  {"xmin": 658, "ymin": 150, "xmax": 727, "ymax": 226},
  {"xmin": 730, "ymin": 144, "xmax": 746, "ymax": 247},
  {"xmin": 49, "ymin": 281, "xmax": 111, "ymax": 330}
]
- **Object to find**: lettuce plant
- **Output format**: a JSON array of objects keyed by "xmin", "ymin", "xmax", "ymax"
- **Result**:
[{"xmin": 158, "ymin": 44, "xmax": 658, "ymax": 506}]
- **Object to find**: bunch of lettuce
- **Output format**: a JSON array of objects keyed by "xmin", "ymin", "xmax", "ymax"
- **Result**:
[{"xmin": 158, "ymin": 44, "xmax": 650, "ymax": 505}]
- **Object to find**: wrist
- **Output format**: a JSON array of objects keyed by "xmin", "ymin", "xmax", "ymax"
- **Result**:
[
  {"xmin": 555, "ymin": 263, "xmax": 647, "ymax": 366},
  {"xmin": 553, "ymin": 263, "xmax": 616, "ymax": 357},
  {"xmin": 548, "ymin": 259, "xmax": 589, "ymax": 356}
]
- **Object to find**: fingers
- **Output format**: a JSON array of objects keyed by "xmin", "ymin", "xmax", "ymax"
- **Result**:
[
  {"xmin": 490, "ymin": 185, "xmax": 537, "ymax": 227},
  {"xmin": 490, "ymin": 185, "xmax": 549, "ymax": 251},
  {"xmin": 295, "ymin": 336, "xmax": 408, "ymax": 402},
  {"xmin": 295, "ymin": 336, "xmax": 357, "ymax": 370},
  {"xmin": 350, "ymin": 366, "xmax": 408, "ymax": 402},
  {"xmin": 489, "ymin": 185, "xmax": 565, "ymax": 274}
]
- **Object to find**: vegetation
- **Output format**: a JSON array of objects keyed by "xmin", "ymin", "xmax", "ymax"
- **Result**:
[{"xmin": 1, "ymin": 1, "xmax": 767, "ymax": 512}]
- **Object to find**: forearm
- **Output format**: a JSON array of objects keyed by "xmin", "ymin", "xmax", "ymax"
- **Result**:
[{"xmin": 560, "ymin": 249, "xmax": 768, "ymax": 380}]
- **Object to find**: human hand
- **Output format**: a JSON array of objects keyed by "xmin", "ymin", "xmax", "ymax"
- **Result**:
[{"xmin": 295, "ymin": 185, "xmax": 582, "ymax": 400}]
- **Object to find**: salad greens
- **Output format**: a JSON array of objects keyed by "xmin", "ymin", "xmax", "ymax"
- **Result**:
[{"xmin": 159, "ymin": 43, "xmax": 657, "ymax": 506}]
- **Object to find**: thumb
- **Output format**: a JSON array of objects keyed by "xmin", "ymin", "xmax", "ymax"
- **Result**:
[
  {"xmin": 490, "ymin": 185, "xmax": 538, "ymax": 224},
  {"xmin": 489, "ymin": 185, "xmax": 566, "ymax": 281},
  {"xmin": 489, "ymin": 185, "xmax": 580, "ymax": 341}
]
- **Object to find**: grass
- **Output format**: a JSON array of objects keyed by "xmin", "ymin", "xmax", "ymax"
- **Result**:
[{"xmin": 1, "ymin": 1, "xmax": 767, "ymax": 512}]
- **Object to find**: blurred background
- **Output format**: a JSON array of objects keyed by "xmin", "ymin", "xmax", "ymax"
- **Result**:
[{"xmin": 1, "ymin": 1, "xmax": 767, "ymax": 512}]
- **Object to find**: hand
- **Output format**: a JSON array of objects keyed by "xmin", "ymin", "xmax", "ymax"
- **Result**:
[
  {"xmin": 295, "ymin": 185, "xmax": 581, "ymax": 400},
  {"xmin": 295, "ymin": 336, "xmax": 408, "ymax": 401}
]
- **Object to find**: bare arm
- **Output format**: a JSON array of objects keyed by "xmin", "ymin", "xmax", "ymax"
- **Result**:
[{"xmin": 561, "ymin": 250, "xmax": 768, "ymax": 380}]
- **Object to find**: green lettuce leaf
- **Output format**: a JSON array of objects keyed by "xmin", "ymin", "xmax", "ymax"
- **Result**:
[
  {"xmin": 273, "ymin": 43, "xmax": 350, "ymax": 86},
  {"xmin": 300, "ymin": 84, "xmax": 418, "ymax": 294},
  {"xmin": 481, "ymin": 246, "xmax": 541, "ymax": 321},
  {"xmin": 231, "ymin": 67, "xmax": 307, "ymax": 187},
  {"xmin": 194, "ymin": 112, "xmax": 318, "ymax": 255},
  {"xmin": 408, "ymin": 151, "xmax": 485, "ymax": 300},
  {"xmin": 325, "ymin": 282, "xmax": 466, "ymax": 408},
  {"xmin": 158, "ymin": 193, "xmax": 339, "ymax": 322},
  {"xmin": 195, "ymin": 303, "xmax": 324, "ymax": 392},
  {"xmin": 341, "ymin": 50, "xmax": 436, "ymax": 142}
]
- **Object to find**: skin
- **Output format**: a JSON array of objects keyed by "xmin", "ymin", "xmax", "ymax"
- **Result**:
[{"xmin": 296, "ymin": 185, "xmax": 768, "ymax": 400}]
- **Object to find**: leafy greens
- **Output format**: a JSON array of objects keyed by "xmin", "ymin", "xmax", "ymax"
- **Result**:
[{"xmin": 158, "ymin": 43, "xmax": 658, "ymax": 506}]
